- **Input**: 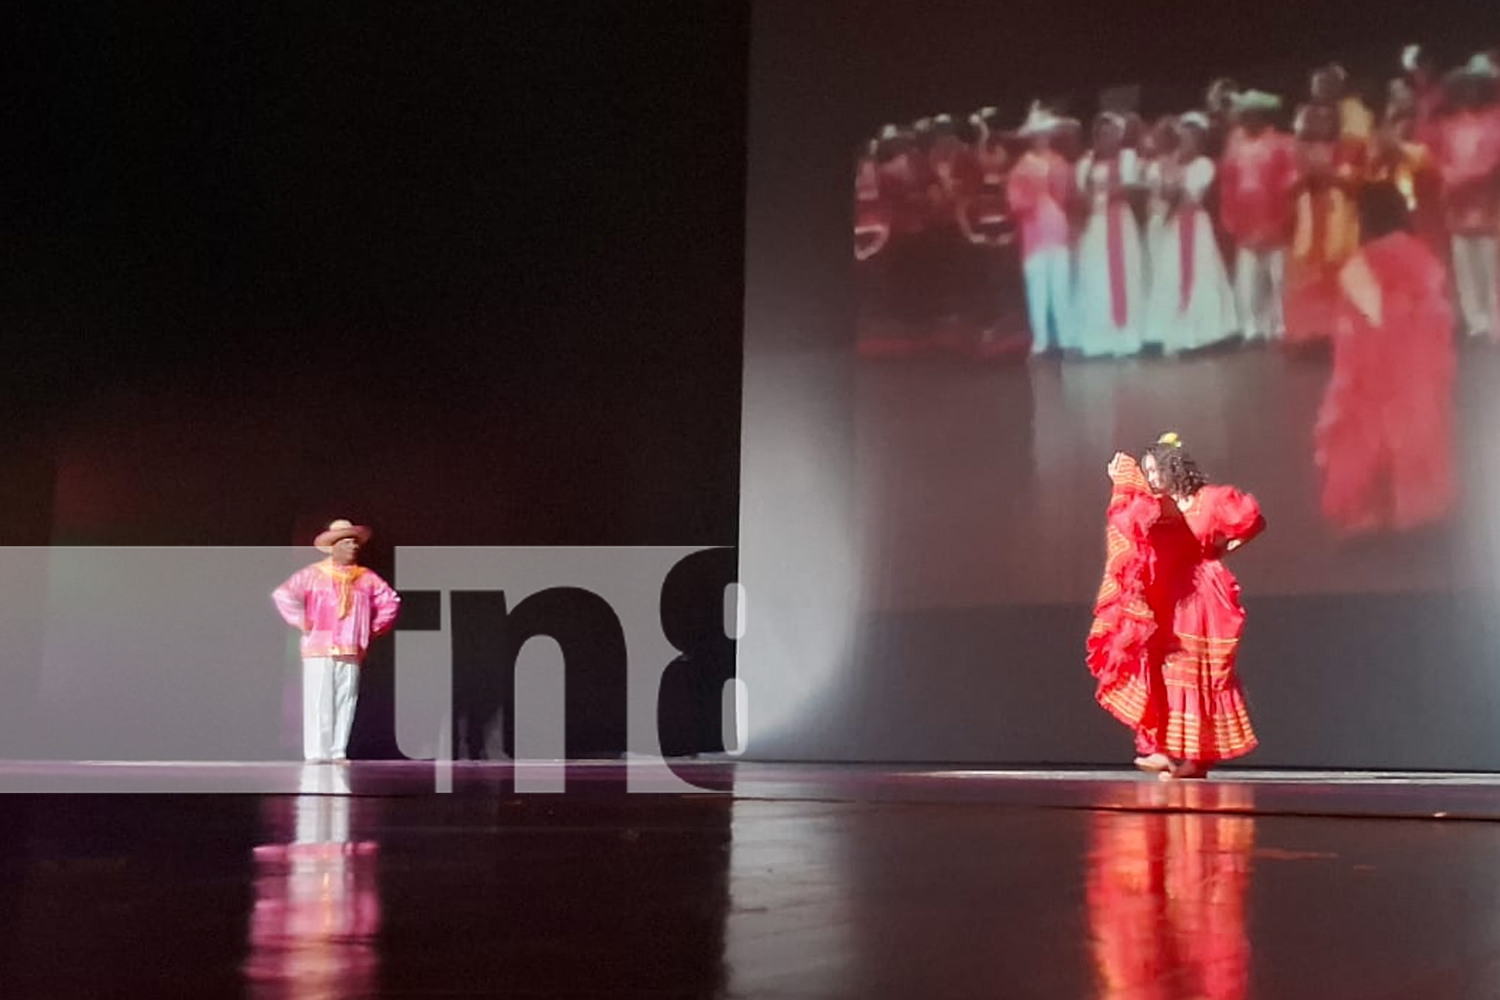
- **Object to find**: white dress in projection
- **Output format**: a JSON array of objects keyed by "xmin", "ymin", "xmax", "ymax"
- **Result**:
[
  {"xmin": 1073, "ymin": 149, "xmax": 1146, "ymax": 357},
  {"xmin": 1142, "ymin": 155, "xmax": 1240, "ymax": 353},
  {"xmin": 1141, "ymin": 156, "xmax": 1170, "ymax": 345}
]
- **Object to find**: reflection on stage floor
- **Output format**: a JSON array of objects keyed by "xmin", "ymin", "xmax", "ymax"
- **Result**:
[{"xmin": 2, "ymin": 759, "xmax": 1499, "ymax": 999}]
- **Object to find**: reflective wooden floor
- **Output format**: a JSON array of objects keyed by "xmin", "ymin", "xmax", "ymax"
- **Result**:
[{"xmin": 1, "ymin": 761, "xmax": 1498, "ymax": 998}]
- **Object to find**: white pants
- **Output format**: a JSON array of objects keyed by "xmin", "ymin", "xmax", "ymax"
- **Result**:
[
  {"xmin": 1234, "ymin": 246, "xmax": 1286, "ymax": 340},
  {"xmin": 303, "ymin": 656, "xmax": 360, "ymax": 761},
  {"xmin": 1023, "ymin": 246, "xmax": 1073, "ymax": 352},
  {"xmin": 1452, "ymin": 234, "xmax": 1500, "ymax": 338}
]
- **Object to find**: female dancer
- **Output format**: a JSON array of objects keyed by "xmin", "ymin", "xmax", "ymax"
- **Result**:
[
  {"xmin": 1314, "ymin": 182, "xmax": 1455, "ymax": 535},
  {"xmin": 1142, "ymin": 114, "xmax": 1241, "ymax": 354},
  {"xmin": 1087, "ymin": 433, "xmax": 1265, "ymax": 779},
  {"xmin": 1072, "ymin": 112, "xmax": 1146, "ymax": 357},
  {"xmin": 1284, "ymin": 101, "xmax": 1364, "ymax": 347}
]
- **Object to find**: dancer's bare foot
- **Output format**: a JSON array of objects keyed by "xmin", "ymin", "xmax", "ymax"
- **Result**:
[
  {"xmin": 1158, "ymin": 760, "xmax": 1209, "ymax": 780},
  {"xmin": 1134, "ymin": 753, "xmax": 1171, "ymax": 772}
]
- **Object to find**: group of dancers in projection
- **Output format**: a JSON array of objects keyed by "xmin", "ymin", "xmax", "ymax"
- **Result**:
[{"xmin": 855, "ymin": 46, "xmax": 1498, "ymax": 360}]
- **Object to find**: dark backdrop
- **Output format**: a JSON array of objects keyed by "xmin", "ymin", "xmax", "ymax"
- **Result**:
[
  {"xmin": 5, "ymin": 2, "xmax": 749, "ymax": 759},
  {"xmin": 6, "ymin": 1, "xmax": 747, "ymax": 549}
]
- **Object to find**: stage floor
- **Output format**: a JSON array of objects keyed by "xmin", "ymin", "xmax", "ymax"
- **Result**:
[
  {"xmin": 2, "ymin": 760, "xmax": 1499, "ymax": 998},
  {"xmin": 8, "ymin": 758, "xmax": 1500, "ymax": 818}
]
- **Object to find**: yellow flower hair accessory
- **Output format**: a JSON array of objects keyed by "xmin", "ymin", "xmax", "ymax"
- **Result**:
[{"xmin": 1158, "ymin": 431, "xmax": 1183, "ymax": 448}]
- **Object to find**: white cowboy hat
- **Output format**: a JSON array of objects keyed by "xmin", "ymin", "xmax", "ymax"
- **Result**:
[
  {"xmin": 1016, "ymin": 102, "xmax": 1062, "ymax": 136},
  {"xmin": 314, "ymin": 518, "xmax": 372, "ymax": 553},
  {"xmin": 1232, "ymin": 89, "xmax": 1283, "ymax": 112}
]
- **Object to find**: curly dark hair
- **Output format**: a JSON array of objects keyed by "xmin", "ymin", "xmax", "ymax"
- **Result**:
[{"xmin": 1142, "ymin": 440, "xmax": 1209, "ymax": 497}]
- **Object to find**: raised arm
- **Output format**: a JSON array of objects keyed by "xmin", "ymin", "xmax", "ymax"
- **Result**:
[
  {"xmin": 1107, "ymin": 452, "xmax": 1152, "ymax": 496},
  {"xmin": 1104, "ymin": 452, "xmax": 1165, "ymax": 535},
  {"xmin": 1087, "ymin": 453, "xmax": 1163, "ymax": 684}
]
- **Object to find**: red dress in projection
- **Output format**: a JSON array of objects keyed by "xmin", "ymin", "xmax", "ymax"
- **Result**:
[
  {"xmin": 1314, "ymin": 232, "xmax": 1456, "ymax": 534},
  {"xmin": 1087, "ymin": 456, "xmax": 1263, "ymax": 764}
]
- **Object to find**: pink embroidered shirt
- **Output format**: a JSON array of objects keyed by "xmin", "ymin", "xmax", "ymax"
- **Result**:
[
  {"xmin": 1006, "ymin": 149, "xmax": 1072, "ymax": 254},
  {"xmin": 272, "ymin": 560, "xmax": 401, "ymax": 661},
  {"xmin": 1433, "ymin": 108, "xmax": 1500, "ymax": 235}
]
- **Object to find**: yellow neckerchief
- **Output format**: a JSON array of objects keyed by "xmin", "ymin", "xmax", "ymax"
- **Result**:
[{"xmin": 316, "ymin": 559, "xmax": 368, "ymax": 620}]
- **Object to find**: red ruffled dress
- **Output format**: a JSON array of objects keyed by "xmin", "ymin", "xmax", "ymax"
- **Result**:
[
  {"xmin": 1086, "ymin": 456, "xmax": 1264, "ymax": 764},
  {"xmin": 1314, "ymin": 232, "xmax": 1456, "ymax": 534}
]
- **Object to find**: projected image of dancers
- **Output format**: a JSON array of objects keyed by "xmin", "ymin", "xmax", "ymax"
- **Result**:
[
  {"xmin": 854, "ymin": 50, "xmax": 1497, "ymax": 363},
  {"xmin": 852, "ymin": 44, "xmax": 1500, "ymax": 607}
]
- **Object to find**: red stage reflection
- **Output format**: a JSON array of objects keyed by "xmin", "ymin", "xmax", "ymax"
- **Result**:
[{"xmin": 1087, "ymin": 787, "xmax": 1255, "ymax": 999}]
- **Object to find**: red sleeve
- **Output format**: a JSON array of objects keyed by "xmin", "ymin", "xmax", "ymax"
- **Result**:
[
  {"xmin": 1050, "ymin": 154, "xmax": 1074, "ymax": 203},
  {"xmin": 1104, "ymin": 456, "xmax": 1161, "ymax": 539},
  {"xmin": 1208, "ymin": 486, "xmax": 1265, "ymax": 545},
  {"xmin": 1275, "ymin": 138, "xmax": 1299, "ymax": 197},
  {"xmin": 1006, "ymin": 162, "xmax": 1037, "ymax": 215},
  {"xmin": 1106, "ymin": 453, "xmax": 1148, "ymax": 492},
  {"xmin": 1086, "ymin": 457, "xmax": 1164, "ymax": 683}
]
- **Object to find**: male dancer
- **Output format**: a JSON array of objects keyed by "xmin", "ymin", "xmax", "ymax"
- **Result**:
[{"xmin": 273, "ymin": 519, "xmax": 401, "ymax": 763}]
